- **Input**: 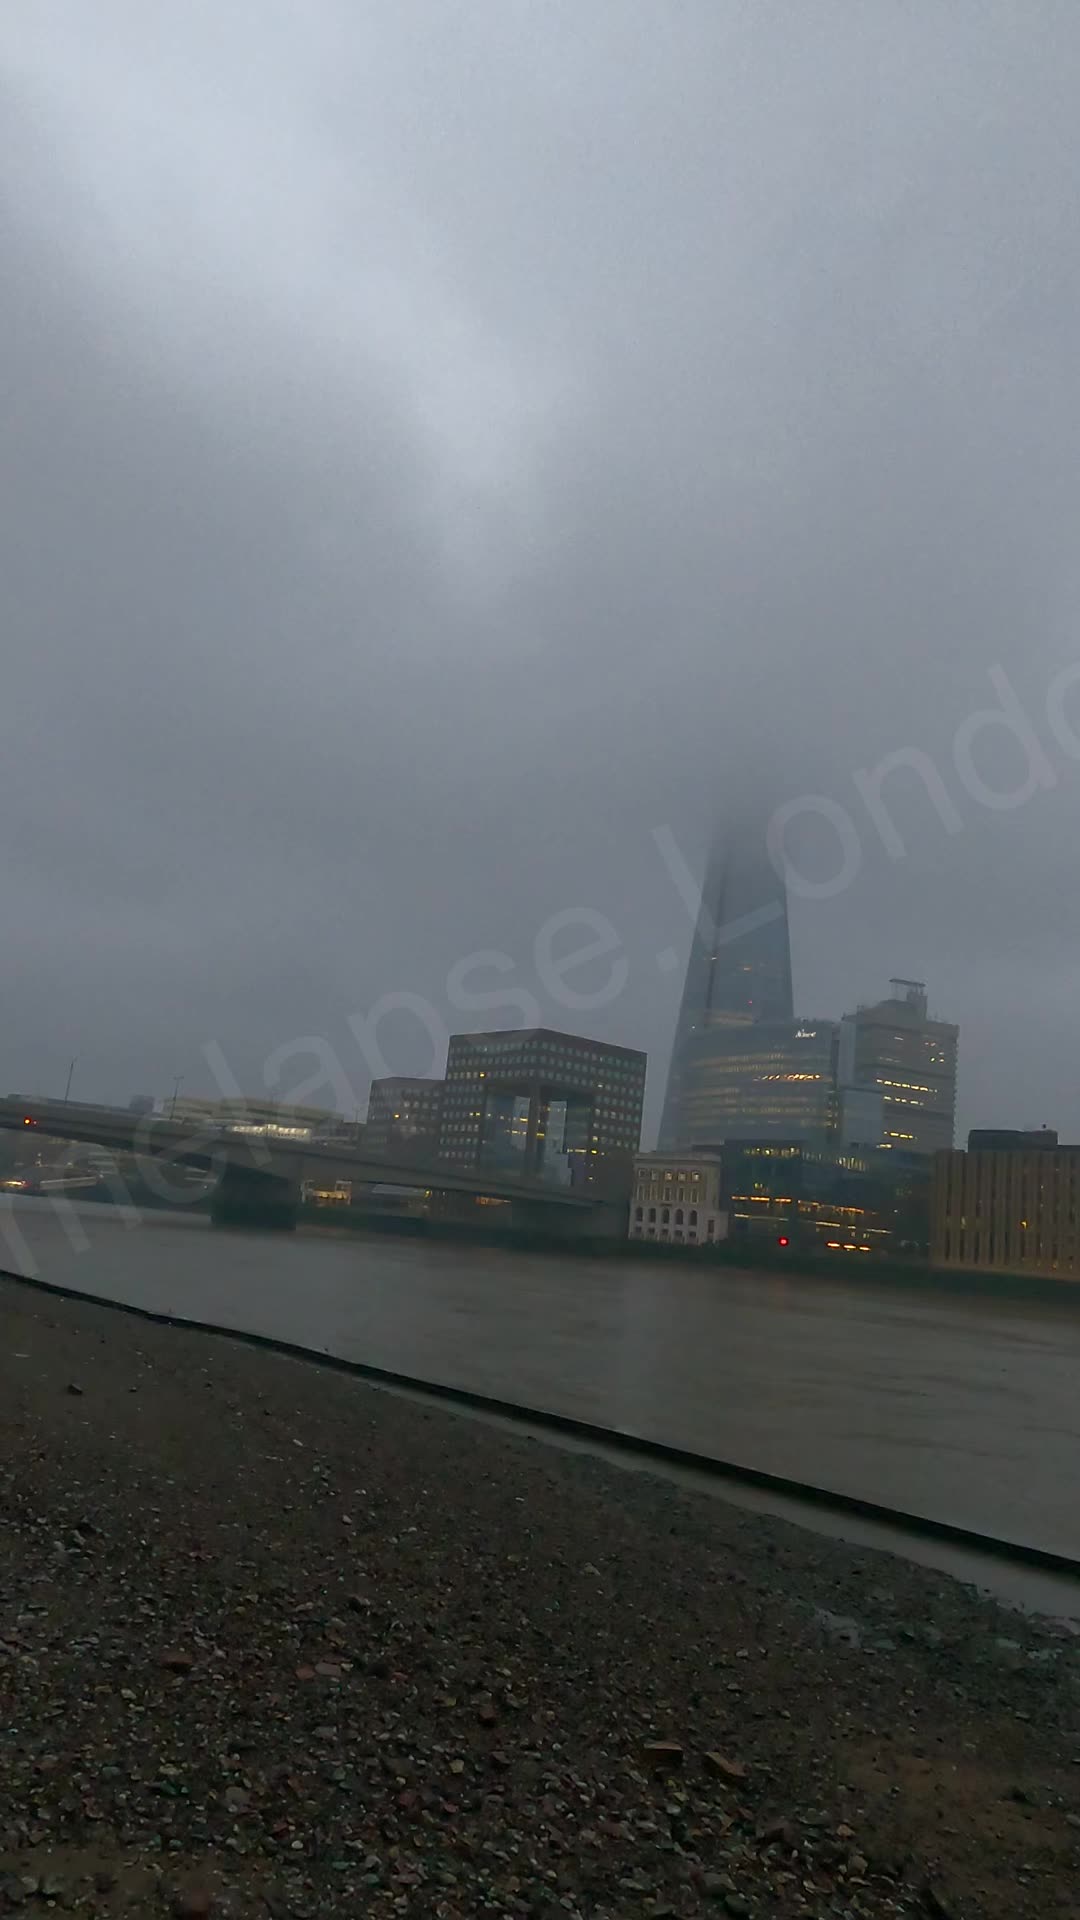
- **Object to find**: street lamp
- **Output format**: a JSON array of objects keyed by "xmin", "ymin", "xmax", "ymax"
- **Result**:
[
  {"xmin": 169, "ymin": 1075, "xmax": 184, "ymax": 1118},
  {"xmin": 63, "ymin": 1058, "xmax": 77, "ymax": 1104}
]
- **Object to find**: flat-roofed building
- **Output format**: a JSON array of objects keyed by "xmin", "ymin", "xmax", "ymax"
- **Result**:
[
  {"xmin": 440, "ymin": 1028, "xmax": 645, "ymax": 1193},
  {"xmin": 932, "ymin": 1138, "xmax": 1080, "ymax": 1280},
  {"xmin": 629, "ymin": 1151, "xmax": 727, "ymax": 1245},
  {"xmin": 365, "ymin": 1077, "xmax": 444, "ymax": 1160},
  {"xmin": 839, "ymin": 979, "xmax": 957, "ymax": 1157}
]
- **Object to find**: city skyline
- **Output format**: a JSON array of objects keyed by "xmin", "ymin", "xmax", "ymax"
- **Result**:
[
  {"xmin": 658, "ymin": 815, "xmax": 959, "ymax": 1155},
  {"xmin": 10, "ymin": 911, "xmax": 962, "ymax": 1162},
  {"xmin": 3, "ymin": 14, "xmax": 1080, "ymax": 1905}
]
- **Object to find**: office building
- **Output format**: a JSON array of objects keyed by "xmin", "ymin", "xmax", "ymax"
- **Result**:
[
  {"xmin": 724, "ymin": 1137, "xmax": 929, "ymax": 1253},
  {"xmin": 932, "ymin": 1137, "xmax": 1080, "ymax": 1280},
  {"xmin": 836, "ymin": 1083, "xmax": 885, "ymax": 1152},
  {"xmin": 967, "ymin": 1127, "xmax": 1058, "ymax": 1152},
  {"xmin": 838, "ymin": 979, "xmax": 958, "ymax": 1156},
  {"xmin": 672, "ymin": 1018, "xmax": 840, "ymax": 1149},
  {"xmin": 628, "ymin": 1152, "xmax": 728, "ymax": 1245},
  {"xmin": 439, "ymin": 1028, "xmax": 646, "ymax": 1191},
  {"xmin": 660, "ymin": 816, "xmax": 795, "ymax": 1150},
  {"xmin": 365, "ymin": 1076, "xmax": 444, "ymax": 1160}
]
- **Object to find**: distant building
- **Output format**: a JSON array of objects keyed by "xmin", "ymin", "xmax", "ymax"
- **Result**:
[
  {"xmin": 439, "ymin": 1028, "xmax": 645, "ymax": 1192},
  {"xmin": 365, "ymin": 1077, "xmax": 444, "ymax": 1160},
  {"xmin": 932, "ymin": 1139, "xmax": 1080, "ymax": 1280},
  {"xmin": 658, "ymin": 817, "xmax": 841, "ymax": 1150},
  {"xmin": 967, "ymin": 1127, "xmax": 1058, "ymax": 1151},
  {"xmin": 672, "ymin": 1018, "xmax": 840, "ymax": 1150},
  {"xmin": 169, "ymin": 1096, "xmax": 362, "ymax": 1143},
  {"xmin": 629, "ymin": 1152, "xmax": 728, "ymax": 1245},
  {"xmin": 838, "ymin": 979, "xmax": 957, "ymax": 1157},
  {"xmin": 660, "ymin": 817, "xmax": 797, "ymax": 1150},
  {"xmin": 723, "ymin": 1138, "xmax": 930, "ymax": 1254},
  {"xmin": 128, "ymin": 1094, "xmax": 155, "ymax": 1116}
]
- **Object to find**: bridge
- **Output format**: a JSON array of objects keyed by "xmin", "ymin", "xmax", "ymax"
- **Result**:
[{"xmin": 0, "ymin": 1096, "xmax": 621, "ymax": 1235}]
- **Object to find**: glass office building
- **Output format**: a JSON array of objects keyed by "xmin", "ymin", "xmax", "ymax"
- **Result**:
[
  {"xmin": 673, "ymin": 1017, "xmax": 839, "ymax": 1148},
  {"xmin": 839, "ymin": 979, "xmax": 958, "ymax": 1156},
  {"xmin": 439, "ymin": 1027, "xmax": 646, "ymax": 1191},
  {"xmin": 660, "ymin": 816, "xmax": 836, "ymax": 1149}
]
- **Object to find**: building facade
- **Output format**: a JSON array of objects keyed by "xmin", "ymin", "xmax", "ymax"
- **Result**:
[
  {"xmin": 838, "ymin": 979, "xmax": 957, "ymax": 1156},
  {"xmin": 660, "ymin": 816, "xmax": 796, "ymax": 1150},
  {"xmin": 836, "ymin": 1083, "xmax": 885, "ymax": 1152},
  {"xmin": 724, "ymin": 1138, "xmax": 928, "ymax": 1253},
  {"xmin": 439, "ymin": 1028, "xmax": 645, "ymax": 1192},
  {"xmin": 628, "ymin": 1152, "xmax": 727, "ymax": 1245},
  {"xmin": 365, "ymin": 1077, "xmax": 444, "ymax": 1160},
  {"xmin": 932, "ymin": 1138, "xmax": 1080, "ymax": 1280},
  {"xmin": 671, "ymin": 1018, "xmax": 839, "ymax": 1149}
]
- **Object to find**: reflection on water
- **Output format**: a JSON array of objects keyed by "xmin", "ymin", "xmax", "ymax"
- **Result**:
[{"xmin": 5, "ymin": 1196, "xmax": 1080, "ymax": 1560}]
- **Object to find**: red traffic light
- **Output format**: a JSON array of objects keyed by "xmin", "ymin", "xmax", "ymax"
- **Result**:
[
  {"xmin": 777, "ymin": 1234, "xmax": 790, "ymax": 1248},
  {"xmin": 22, "ymin": 1116, "xmax": 37, "ymax": 1128}
]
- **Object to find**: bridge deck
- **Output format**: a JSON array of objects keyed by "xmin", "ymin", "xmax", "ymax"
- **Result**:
[{"xmin": 0, "ymin": 1098, "xmax": 595, "ymax": 1208}]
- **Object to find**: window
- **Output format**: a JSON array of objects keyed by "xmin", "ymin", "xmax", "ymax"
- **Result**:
[
  {"xmin": 675, "ymin": 1208, "xmax": 684, "ymax": 1225},
  {"xmin": 648, "ymin": 1207, "xmax": 656, "ymax": 1224},
  {"xmin": 689, "ymin": 1209, "xmax": 698, "ymax": 1227},
  {"xmin": 662, "ymin": 1207, "xmax": 670, "ymax": 1225},
  {"xmin": 634, "ymin": 1205, "xmax": 643, "ymax": 1222}
]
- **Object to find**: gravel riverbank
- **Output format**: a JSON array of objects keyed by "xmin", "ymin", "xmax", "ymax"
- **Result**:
[{"xmin": 1, "ymin": 1274, "xmax": 1079, "ymax": 1920}]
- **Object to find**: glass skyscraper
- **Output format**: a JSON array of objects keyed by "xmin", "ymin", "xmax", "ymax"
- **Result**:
[{"xmin": 659, "ymin": 819, "xmax": 836, "ymax": 1150}]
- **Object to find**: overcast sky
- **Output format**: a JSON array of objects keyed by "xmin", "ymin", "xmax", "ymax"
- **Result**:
[{"xmin": 3, "ymin": 1, "xmax": 1079, "ymax": 1141}]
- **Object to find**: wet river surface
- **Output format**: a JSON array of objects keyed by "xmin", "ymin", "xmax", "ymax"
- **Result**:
[{"xmin": 4, "ymin": 1196, "xmax": 1080, "ymax": 1564}]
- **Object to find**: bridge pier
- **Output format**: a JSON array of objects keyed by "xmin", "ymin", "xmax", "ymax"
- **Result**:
[{"xmin": 210, "ymin": 1165, "xmax": 300, "ymax": 1232}]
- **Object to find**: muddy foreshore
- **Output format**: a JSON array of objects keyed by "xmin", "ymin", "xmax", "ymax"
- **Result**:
[{"xmin": 1, "ymin": 1274, "xmax": 1078, "ymax": 1919}]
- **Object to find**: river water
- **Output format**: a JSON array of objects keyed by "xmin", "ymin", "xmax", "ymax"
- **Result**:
[{"xmin": 4, "ymin": 1195, "xmax": 1080, "ymax": 1568}]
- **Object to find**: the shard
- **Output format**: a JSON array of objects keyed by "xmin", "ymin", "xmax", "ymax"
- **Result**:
[{"xmin": 659, "ymin": 818, "xmax": 835, "ymax": 1150}]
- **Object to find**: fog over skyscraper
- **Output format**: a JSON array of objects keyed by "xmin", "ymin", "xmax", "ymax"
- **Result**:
[{"xmin": 660, "ymin": 819, "xmax": 841, "ymax": 1150}]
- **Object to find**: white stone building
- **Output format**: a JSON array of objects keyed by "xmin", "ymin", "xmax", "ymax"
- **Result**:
[{"xmin": 628, "ymin": 1152, "xmax": 728, "ymax": 1246}]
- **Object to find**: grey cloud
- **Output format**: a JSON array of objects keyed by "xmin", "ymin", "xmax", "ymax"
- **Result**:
[{"xmin": 1, "ymin": 1, "xmax": 1079, "ymax": 1140}]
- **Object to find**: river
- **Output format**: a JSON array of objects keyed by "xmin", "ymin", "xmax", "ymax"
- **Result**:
[{"xmin": 3, "ymin": 1194, "xmax": 1080, "ymax": 1569}]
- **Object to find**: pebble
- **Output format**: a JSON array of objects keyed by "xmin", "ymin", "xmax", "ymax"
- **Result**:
[
  {"xmin": 171, "ymin": 1893, "xmax": 214, "ymax": 1919},
  {"xmin": 0, "ymin": 1277, "xmax": 1072, "ymax": 1920}
]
